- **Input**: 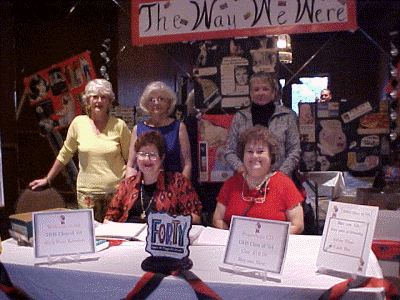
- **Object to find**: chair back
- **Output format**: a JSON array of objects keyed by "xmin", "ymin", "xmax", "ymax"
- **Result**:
[{"xmin": 15, "ymin": 187, "xmax": 66, "ymax": 214}]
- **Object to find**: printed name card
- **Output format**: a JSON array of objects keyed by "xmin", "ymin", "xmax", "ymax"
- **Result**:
[
  {"xmin": 146, "ymin": 212, "xmax": 191, "ymax": 259},
  {"xmin": 221, "ymin": 216, "xmax": 290, "ymax": 275},
  {"xmin": 317, "ymin": 202, "xmax": 378, "ymax": 275},
  {"xmin": 33, "ymin": 209, "xmax": 96, "ymax": 259}
]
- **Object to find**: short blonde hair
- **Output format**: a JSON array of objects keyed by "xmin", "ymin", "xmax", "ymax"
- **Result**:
[
  {"xmin": 82, "ymin": 79, "xmax": 115, "ymax": 114},
  {"xmin": 249, "ymin": 72, "xmax": 280, "ymax": 99},
  {"xmin": 139, "ymin": 81, "xmax": 177, "ymax": 116}
]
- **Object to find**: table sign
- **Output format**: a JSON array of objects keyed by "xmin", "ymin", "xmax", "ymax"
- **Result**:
[
  {"xmin": 317, "ymin": 202, "xmax": 379, "ymax": 276},
  {"xmin": 142, "ymin": 212, "xmax": 193, "ymax": 274},
  {"xmin": 32, "ymin": 209, "xmax": 96, "ymax": 263},
  {"xmin": 145, "ymin": 212, "xmax": 191, "ymax": 259},
  {"xmin": 220, "ymin": 216, "xmax": 290, "ymax": 278}
]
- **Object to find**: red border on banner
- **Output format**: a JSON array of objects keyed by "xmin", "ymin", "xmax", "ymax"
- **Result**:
[{"xmin": 132, "ymin": 0, "xmax": 357, "ymax": 46}]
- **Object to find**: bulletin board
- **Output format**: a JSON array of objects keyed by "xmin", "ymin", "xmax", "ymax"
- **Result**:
[
  {"xmin": 198, "ymin": 114, "xmax": 235, "ymax": 182},
  {"xmin": 194, "ymin": 36, "xmax": 279, "ymax": 182},
  {"xmin": 24, "ymin": 51, "xmax": 96, "ymax": 133},
  {"xmin": 299, "ymin": 100, "xmax": 389, "ymax": 175},
  {"xmin": 193, "ymin": 36, "xmax": 279, "ymax": 113}
]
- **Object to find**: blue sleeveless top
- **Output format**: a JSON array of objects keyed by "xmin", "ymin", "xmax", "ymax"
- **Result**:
[{"xmin": 137, "ymin": 121, "xmax": 182, "ymax": 173}]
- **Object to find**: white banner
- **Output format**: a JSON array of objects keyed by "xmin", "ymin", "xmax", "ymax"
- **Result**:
[{"xmin": 132, "ymin": 0, "xmax": 357, "ymax": 45}]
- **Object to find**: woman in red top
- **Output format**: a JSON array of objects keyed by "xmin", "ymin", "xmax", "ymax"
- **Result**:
[
  {"xmin": 212, "ymin": 125, "xmax": 304, "ymax": 234},
  {"xmin": 105, "ymin": 130, "xmax": 201, "ymax": 224}
]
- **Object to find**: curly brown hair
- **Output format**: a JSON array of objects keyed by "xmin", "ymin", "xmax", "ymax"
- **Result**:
[
  {"xmin": 134, "ymin": 130, "xmax": 166, "ymax": 157},
  {"xmin": 237, "ymin": 125, "xmax": 278, "ymax": 166}
]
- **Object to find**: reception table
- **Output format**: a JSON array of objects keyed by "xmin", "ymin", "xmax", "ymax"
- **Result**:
[{"xmin": 0, "ymin": 235, "xmax": 384, "ymax": 300}]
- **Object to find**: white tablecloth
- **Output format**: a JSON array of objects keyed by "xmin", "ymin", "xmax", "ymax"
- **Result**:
[{"xmin": 0, "ymin": 235, "xmax": 384, "ymax": 300}]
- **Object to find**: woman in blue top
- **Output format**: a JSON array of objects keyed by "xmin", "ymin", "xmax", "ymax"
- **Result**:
[{"xmin": 126, "ymin": 81, "xmax": 192, "ymax": 179}]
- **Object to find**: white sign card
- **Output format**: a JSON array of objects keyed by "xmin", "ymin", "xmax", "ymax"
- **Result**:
[
  {"xmin": 146, "ymin": 212, "xmax": 191, "ymax": 260},
  {"xmin": 33, "ymin": 209, "xmax": 95, "ymax": 259},
  {"xmin": 221, "ymin": 216, "xmax": 290, "ymax": 274},
  {"xmin": 317, "ymin": 202, "xmax": 378, "ymax": 275}
]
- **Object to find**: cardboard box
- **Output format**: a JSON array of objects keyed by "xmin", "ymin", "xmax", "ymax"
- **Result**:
[
  {"xmin": 356, "ymin": 188, "xmax": 400, "ymax": 210},
  {"xmin": 9, "ymin": 208, "xmax": 69, "ymax": 240}
]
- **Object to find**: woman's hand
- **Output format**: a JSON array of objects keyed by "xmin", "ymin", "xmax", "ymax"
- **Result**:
[
  {"xmin": 287, "ymin": 203, "xmax": 304, "ymax": 234},
  {"xmin": 125, "ymin": 166, "xmax": 138, "ymax": 179},
  {"xmin": 212, "ymin": 203, "xmax": 229, "ymax": 229},
  {"xmin": 236, "ymin": 165, "xmax": 246, "ymax": 174},
  {"xmin": 29, "ymin": 160, "xmax": 64, "ymax": 190},
  {"xmin": 29, "ymin": 178, "xmax": 49, "ymax": 190}
]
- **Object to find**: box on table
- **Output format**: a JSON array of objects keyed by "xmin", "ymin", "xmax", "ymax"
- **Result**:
[
  {"xmin": 372, "ymin": 210, "xmax": 400, "ymax": 277},
  {"xmin": 356, "ymin": 187, "xmax": 400, "ymax": 210},
  {"xmin": 372, "ymin": 240, "xmax": 400, "ymax": 261},
  {"xmin": 9, "ymin": 208, "xmax": 69, "ymax": 241}
]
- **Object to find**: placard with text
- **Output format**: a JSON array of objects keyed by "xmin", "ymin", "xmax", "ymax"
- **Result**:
[
  {"xmin": 145, "ymin": 212, "xmax": 191, "ymax": 259},
  {"xmin": 221, "ymin": 216, "xmax": 290, "ymax": 274},
  {"xmin": 132, "ymin": 0, "xmax": 357, "ymax": 45},
  {"xmin": 317, "ymin": 202, "xmax": 378, "ymax": 276},
  {"xmin": 33, "ymin": 209, "xmax": 95, "ymax": 259}
]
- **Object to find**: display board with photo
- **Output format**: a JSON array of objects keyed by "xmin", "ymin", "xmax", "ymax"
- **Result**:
[
  {"xmin": 193, "ymin": 37, "xmax": 279, "ymax": 112},
  {"xmin": 24, "ymin": 51, "xmax": 96, "ymax": 133},
  {"xmin": 299, "ymin": 100, "xmax": 389, "ymax": 175},
  {"xmin": 198, "ymin": 114, "xmax": 235, "ymax": 182}
]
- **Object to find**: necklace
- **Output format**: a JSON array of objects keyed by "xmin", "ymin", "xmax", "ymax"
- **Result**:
[
  {"xmin": 140, "ymin": 182, "xmax": 156, "ymax": 220},
  {"xmin": 245, "ymin": 172, "xmax": 275, "ymax": 189}
]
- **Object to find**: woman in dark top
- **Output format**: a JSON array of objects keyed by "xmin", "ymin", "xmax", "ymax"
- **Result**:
[
  {"xmin": 105, "ymin": 130, "xmax": 201, "ymax": 224},
  {"xmin": 224, "ymin": 71, "xmax": 301, "ymax": 178}
]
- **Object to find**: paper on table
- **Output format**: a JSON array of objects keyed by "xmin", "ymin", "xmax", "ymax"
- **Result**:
[
  {"xmin": 192, "ymin": 226, "xmax": 229, "ymax": 246},
  {"xmin": 95, "ymin": 221, "xmax": 146, "ymax": 240},
  {"xmin": 189, "ymin": 225, "xmax": 205, "ymax": 244},
  {"xmin": 135, "ymin": 227, "xmax": 148, "ymax": 241},
  {"xmin": 96, "ymin": 223, "xmax": 206, "ymax": 242}
]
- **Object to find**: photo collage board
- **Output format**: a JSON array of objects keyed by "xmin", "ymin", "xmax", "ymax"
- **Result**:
[
  {"xmin": 193, "ymin": 36, "xmax": 280, "ymax": 182},
  {"xmin": 193, "ymin": 36, "xmax": 279, "ymax": 113},
  {"xmin": 24, "ymin": 51, "xmax": 97, "ymax": 134},
  {"xmin": 299, "ymin": 100, "xmax": 390, "ymax": 175}
]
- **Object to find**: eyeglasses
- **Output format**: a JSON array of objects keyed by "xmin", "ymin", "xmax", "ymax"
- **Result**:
[
  {"xmin": 137, "ymin": 152, "xmax": 159, "ymax": 161},
  {"xmin": 241, "ymin": 174, "xmax": 273, "ymax": 204},
  {"xmin": 149, "ymin": 97, "xmax": 168, "ymax": 103},
  {"xmin": 241, "ymin": 184, "xmax": 268, "ymax": 203},
  {"xmin": 90, "ymin": 95, "xmax": 109, "ymax": 101}
]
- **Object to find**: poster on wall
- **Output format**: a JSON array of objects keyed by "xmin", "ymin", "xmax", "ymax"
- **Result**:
[
  {"xmin": 198, "ymin": 114, "xmax": 235, "ymax": 182},
  {"xmin": 24, "ymin": 51, "xmax": 96, "ymax": 134},
  {"xmin": 299, "ymin": 100, "xmax": 389, "ymax": 174},
  {"xmin": 193, "ymin": 36, "xmax": 278, "ymax": 112},
  {"xmin": 132, "ymin": 0, "xmax": 357, "ymax": 45}
]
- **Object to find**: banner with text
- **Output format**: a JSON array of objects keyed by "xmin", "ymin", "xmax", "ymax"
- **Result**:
[{"xmin": 132, "ymin": 0, "xmax": 357, "ymax": 45}]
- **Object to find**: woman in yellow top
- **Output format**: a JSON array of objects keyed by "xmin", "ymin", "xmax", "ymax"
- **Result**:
[{"xmin": 29, "ymin": 79, "xmax": 131, "ymax": 221}]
